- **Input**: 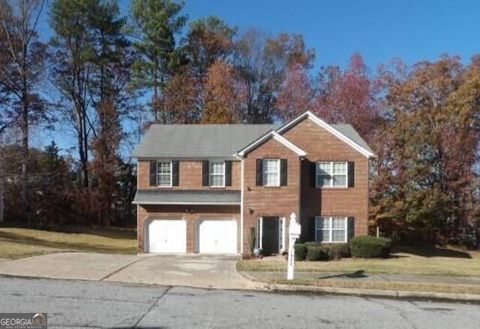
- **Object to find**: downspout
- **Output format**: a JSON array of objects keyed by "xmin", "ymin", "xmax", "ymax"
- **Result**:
[
  {"xmin": 234, "ymin": 153, "xmax": 244, "ymax": 255},
  {"xmin": 135, "ymin": 160, "xmax": 140, "ymax": 253}
]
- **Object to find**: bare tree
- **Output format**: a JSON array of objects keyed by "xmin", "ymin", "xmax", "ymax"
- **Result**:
[
  {"xmin": 49, "ymin": 0, "xmax": 94, "ymax": 188},
  {"xmin": 0, "ymin": 0, "xmax": 47, "ymax": 211}
]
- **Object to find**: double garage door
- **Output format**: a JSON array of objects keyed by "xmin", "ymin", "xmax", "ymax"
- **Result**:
[{"xmin": 147, "ymin": 219, "xmax": 237, "ymax": 254}]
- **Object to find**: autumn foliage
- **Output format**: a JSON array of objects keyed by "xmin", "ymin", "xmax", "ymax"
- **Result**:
[
  {"xmin": 313, "ymin": 53, "xmax": 382, "ymax": 140},
  {"xmin": 370, "ymin": 56, "xmax": 480, "ymax": 246},
  {"xmin": 202, "ymin": 60, "xmax": 244, "ymax": 123},
  {"xmin": 276, "ymin": 63, "xmax": 313, "ymax": 121}
]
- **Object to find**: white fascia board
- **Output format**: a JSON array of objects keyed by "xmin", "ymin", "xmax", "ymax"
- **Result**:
[
  {"xmin": 236, "ymin": 131, "xmax": 307, "ymax": 157},
  {"xmin": 276, "ymin": 111, "xmax": 376, "ymax": 159},
  {"xmin": 236, "ymin": 131, "xmax": 274, "ymax": 157},
  {"xmin": 271, "ymin": 132, "xmax": 307, "ymax": 156}
]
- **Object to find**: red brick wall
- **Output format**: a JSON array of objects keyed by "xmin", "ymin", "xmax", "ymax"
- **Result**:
[
  {"xmin": 242, "ymin": 138, "xmax": 301, "ymax": 253},
  {"xmin": 282, "ymin": 117, "xmax": 369, "ymax": 240},
  {"xmin": 137, "ymin": 204, "xmax": 240, "ymax": 253},
  {"xmin": 137, "ymin": 160, "xmax": 240, "ymax": 190}
]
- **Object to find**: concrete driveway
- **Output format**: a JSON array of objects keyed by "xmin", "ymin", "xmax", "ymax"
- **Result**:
[
  {"xmin": 0, "ymin": 252, "xmax": 259, "ymax": 290},
  {"xmin": 106, "ymin": 254, "xmax": 258, "ymax": 289}
]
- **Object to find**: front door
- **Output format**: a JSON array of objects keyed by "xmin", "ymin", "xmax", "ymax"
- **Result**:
[{"xmin": 262, "ymin": 217, "xmax": 279, "ymax": 255}]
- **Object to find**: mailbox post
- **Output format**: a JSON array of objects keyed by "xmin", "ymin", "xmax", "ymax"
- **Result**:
[{"xmin": 287, "ymin": 212, "xmax": 301, "ymax": 280}]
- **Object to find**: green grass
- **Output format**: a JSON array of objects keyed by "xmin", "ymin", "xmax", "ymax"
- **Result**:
[
  {"xmin": 238, "ymin": 247, "xmax": 480, "ymax": 277},
  {"xmin": 0, "ymin": 226, "xmax": 137, "ymax": 259},
  {"xmin": 268, "ymin": 278, "xmax": 480, "ymax": 295}
]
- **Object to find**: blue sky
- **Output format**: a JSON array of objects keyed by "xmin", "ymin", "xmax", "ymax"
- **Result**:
[
  {"xmin": 181, "ymin": 0, "xmax": 480, "ymax": 69},
  {"xmin": 34, "ymin": 0, "xmax": 480, "ymax": 155},
  {"xmin": 38, "ymin": 0, "xmax": 480, "ymax": 69}
]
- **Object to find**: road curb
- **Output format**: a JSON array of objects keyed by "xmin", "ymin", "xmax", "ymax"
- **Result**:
[
  {"xmin": 238, "ymin": 271, "xmax": 480, "ymax": 304},
  {"xmin": 238, "ymin": 271, "xmax": 480, "ymax": 303},
  {"xmin": 262, "ymin": 283, "xmax": 480, "ymax": 304}
]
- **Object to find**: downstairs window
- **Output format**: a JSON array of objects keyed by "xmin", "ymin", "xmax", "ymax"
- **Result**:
[{"xmin": 315, "ymin": 216, "xmax": 347, "ymax": 243}]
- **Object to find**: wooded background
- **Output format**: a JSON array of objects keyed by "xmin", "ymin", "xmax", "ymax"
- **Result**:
[{"xmin": 0, "ymin": 0, "xmax": 479, "ymax": 248}]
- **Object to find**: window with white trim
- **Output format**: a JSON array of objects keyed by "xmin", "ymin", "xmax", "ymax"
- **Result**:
[
  {"xmin": 209, "ymin": 161, "xmax": 225, "ymax": 187},
  {"xmin": 316, "ymin": 161, "xmax": 347, "ymax": 188},
  {"xmin": 315, "ymin": 216, "xmax": 347, "ymax": 243},
  {"xmin": 157, "ymin": 161, "xmax": 172, "ymax": 186},
  {"xmin": 263, "ymin": 159, "xmax": 280, "ymax": 186}
]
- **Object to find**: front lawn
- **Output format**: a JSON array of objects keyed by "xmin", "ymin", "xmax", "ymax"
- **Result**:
[
  {"xmin": 0, "ymin": 226, "xmax": 137, "ymax": 259},
  {"xmin": 237, "ymin": 247, "xmax": 480, "ymax": 277},
  {"xmin": 261, "ymin": 277, "xmax": 480, "ymax": 295}
]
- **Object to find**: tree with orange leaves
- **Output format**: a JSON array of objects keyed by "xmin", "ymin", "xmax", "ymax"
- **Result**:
[{"xmin": 202, "ymin": 60, "xmax": 244, "ymax": 123}]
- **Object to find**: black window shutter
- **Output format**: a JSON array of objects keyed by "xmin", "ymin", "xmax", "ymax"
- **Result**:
[
  {"xmin": 348, "ymin": 162, "xmax": 355, "ymax": 187},
  {"xmin": 256, "ymin": 159, "xmax": 263, "ymax": 186},
  {"xmin": 172, "ymin": 161, "xmax": 179, "ymax": 186},
  {"xmin": 280, "ymin": 159, "xmax": 288, "ymax": 186},
  {"xmin": 225, "ymin": 161, "xmax": 232, "ymax": 186},
  {"xmin": 310, "ymin": 162, "xmax": 317, "ymax": 187},
  {"xmin": 202, "ymin": 161, "xmax": 210, "ymax": 186},
  {"xmin": 348, "ymin": 217, "xmax": 355, "ymax": 241},
  {"xmin": 149, "ymin": 160, "xmax": 157, "ymax": 186}
]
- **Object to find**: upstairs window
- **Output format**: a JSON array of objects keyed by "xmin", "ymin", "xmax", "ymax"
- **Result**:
[
  {"xmin": 157, "ymin": 161, "xmax": 172, "ymax": 187},
  {"xmin": 263, "ymin": 159, "xmax": 280, "ymax": 187},
  {"xmin": 209, "ymin": 161, "xmax": 225, "ymax": 187},
  {"xmin": 316, "ymin": 161, "xmax": 347, "ymax": 188}
]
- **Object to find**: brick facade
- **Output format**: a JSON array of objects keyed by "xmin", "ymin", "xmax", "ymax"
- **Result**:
[
  {"xmin": 137, "ymin": 160, "xmax": 241, "ymax": 190},
  {"xmin": 242, "ymin": 138, "xmax": 301, "ymax": 253},
  {"xmin": 282, "ymin": 117, "xmax": 369, "ymax": 241},
  {"xmin": 135, "ymin": 114, "xmax": 371, "ymax": 255}
]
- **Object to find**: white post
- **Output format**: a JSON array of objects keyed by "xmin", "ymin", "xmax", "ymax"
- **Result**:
[
  {"xmin": 287, "ymin": 212, "xmax": 301, "ymax": 280},
  {"xmin": 287, "ymin": 236, "xmax": 295, "ymax": 280}
]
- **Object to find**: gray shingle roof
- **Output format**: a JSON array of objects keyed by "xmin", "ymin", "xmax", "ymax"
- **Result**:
[
  {"xmin": 132, "ymin": 124, "xmax": 277, "ymax": 159},
  {"xmin": 133, "ymin": 189, "xmax": 241, "ymax": 205},
  {"xmin": 333, "ymin": 124, "xmax": 374, "ymax": 153},
  {"xmin": 132, "ymin": 121, "xmax": 373, "ymax": 158}
]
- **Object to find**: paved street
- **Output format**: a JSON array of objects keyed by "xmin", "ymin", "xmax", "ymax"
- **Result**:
[{"xmin": 0, "ymin": 277, "xmax": 479, "ymax": 329}]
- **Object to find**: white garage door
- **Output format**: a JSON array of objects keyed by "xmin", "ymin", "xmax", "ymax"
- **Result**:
[
  {"xmin": 199, "ymin": 219, "xmax": 237, "ymax": 254},
  {"xmin": 148, "ymin": 219, "xmax": 186, "ymax": 253}
]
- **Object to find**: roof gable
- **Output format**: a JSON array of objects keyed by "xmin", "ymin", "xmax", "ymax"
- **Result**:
[
  {"xmin": 276, "ymin": 112, "xmax": 376, "ymax": 158},
  {"xmin": 236, "ymin": 131, "xmax": 307, "ymax": 157}
]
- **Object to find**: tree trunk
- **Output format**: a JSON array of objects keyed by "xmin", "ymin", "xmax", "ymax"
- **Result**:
[
  {"xmin": 20, "ymin": 93, "xmax": 29, "ymax": 213},
  {"xmin": 82, "ymin": 116, "xmax": 89, "ymax": 188},
  {"xmin": 152, "ymin": 60, "xmax": 159, "ymax": 122},
  {"xmin": 77, "ymin": 108, "xmax": 89, "ymax": 188},
  {"xmin": 0, "ymin": 145, "xmax": 4, "ymax": 223}
]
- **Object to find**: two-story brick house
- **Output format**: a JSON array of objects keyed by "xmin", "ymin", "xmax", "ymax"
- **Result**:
[{"xmin": 133, "ymin": 111, "xmax": 375, "ymax": 255}]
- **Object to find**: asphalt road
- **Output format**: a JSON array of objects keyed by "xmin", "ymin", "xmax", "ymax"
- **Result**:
[{"xmin": 0, "ymin": 277, "xmax": 479, "ymax": 329}]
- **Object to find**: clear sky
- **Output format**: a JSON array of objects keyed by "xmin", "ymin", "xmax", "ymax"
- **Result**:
[
  {"xmin": 33, "ymin": 0, "xmax": 480, "ymax": 154},
  {"xmin": 38, "ymin": 0, "xmax": 480, "ymax": 69},
  {"xmin": 182, "ymin": 0, "xmax": 480, "ymax": 69}
]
